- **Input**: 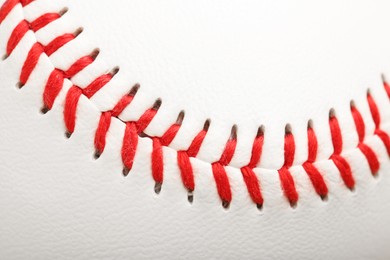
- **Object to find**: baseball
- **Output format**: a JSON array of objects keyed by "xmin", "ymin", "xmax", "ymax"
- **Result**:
[{"xmin": 1, "ymin": 0, "xmax": 390, "ymax": 259}]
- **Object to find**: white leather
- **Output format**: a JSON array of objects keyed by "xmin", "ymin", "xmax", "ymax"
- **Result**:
[{"xmin": 1, "ymin": 0, "xmax": 390, "ymax": 259}]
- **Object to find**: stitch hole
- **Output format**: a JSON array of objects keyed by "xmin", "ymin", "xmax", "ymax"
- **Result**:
[
  {"xmin": 257, "ymin": 125, "xmax": 265, "ymax": 137},
  {"xmin": 122, "ymin": 168, "xmax": 130, "ymax": 177},
  {"xmin": 188, "ymin": 191, "xmax": 194, "ymax": 203},
  {"xmin": 307, "ymin": 119, "xmax": 313, "ymax": 129},
  {"xmin": 256, "ymin": 203, "xmax": 263, "ymax": 210},
  {"xmin": 90, "ymin": 48, "xmax": 100, "ymax": 60},
  {"xmin": 230, "ymin": 124, "xmax": 238, "ymax": 140},
  {"xmin": 2, "ymin": 53, "xmax": 8, "ymax": 60},
  {"xmin": 176, "ymin": 111, "xmax": 185, "ymax": 125},
  {"xmin": 203, "ymin": 119, "xmax": 211, "ymax": 131},
  {"xmin": 222, "ymin": 200, "xmax": 230, "ymax": 209},
  {"xmin": 154, "ymin": 182, "xmax": 162, "ymax": 194},
  {"xmin": 59, "ymin": 7, "xmax": 68, "ymax": 16},
  {"xmin": 285, "ymin": 123, "xmax": 292, "ymax": 134},
  {"xmin": 153, "ymin": 98, "xmax": 162, "ymax": 110},
  {"xmin": 321, "ymin": 194, "xmax": 328, "ymax": 202},
  {"xmin": 40, "ymin": 106, "xmax": 49, "ymax": 114},
  {"xmin": 129, "ymin": 83, "xmax": 140, "ymax": 96},
  {"xmin": 94, "ymin": 150, "xmax": 101, "ymax": 160},
  {"xmin": 110, "ymin": 66, "xmax": 120, "ymax": 76},
  {"xmin": 290, "ymin": 201, "xmax": 298, "ymax": 209},
  {"xmin": 15, "ymin": 82, "xmax": 24, "ymax": 89},
  {"xmin": 329, "ymin": 108, "xmax": 336, "ymax": 118},
  {"xmin": 65, "ymin": 131, "xmax": 72, "ymax": 139},
  {"xmin": 73, "ymin": 27, "xmax": 84, "ymax": 37},
  {"xmin": 139, "ymin": 132, "xmax": 149, "ymax": 138},
  {"xmin": 381, "ymin": 73, "xmax": 386, "ymax": 82},
  {"xmin": 350, "ymin": 100, "xmax": 356, "ymax": 109}
]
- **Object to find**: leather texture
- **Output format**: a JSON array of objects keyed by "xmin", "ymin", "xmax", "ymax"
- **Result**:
[{"xmin": 1, "ymin": 0, "xmax": 390, "ymax": 259}]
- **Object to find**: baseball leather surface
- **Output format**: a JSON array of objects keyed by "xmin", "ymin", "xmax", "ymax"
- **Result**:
[{"xmin": 1, "ymin": 0, "xmax": 390, "ymax": 259}]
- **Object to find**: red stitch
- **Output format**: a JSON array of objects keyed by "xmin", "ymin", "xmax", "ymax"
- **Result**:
[
  {"xmin": 42, "ymin": 69, "xmax": 64, "ymax": 111},
  {"xmin": 150, "ymin": 113, "xmax": 183, "ymax": 191},
  {"xmin": 241, "ymin": 127, "xmax": 264, "ymax": 207},
  {"xmin": 95, "ymin": 92, "xmax": 139, "ymax": 159},
  {"xmin": 367, "ymin": 94, "xmax": 381, "ymax": 128},
  {"xmin": 211, "ymin": 126, "xmax": 237, "ymax": 207},
  {"xmin": 0, "ymin": 0, "xmax": 18, "ymax": 24},
  {"xmin": 94, "ymin": 111, "xmax": 112, "ymax": 157},
  {"xmin": 136, "ymin": 102, "xmax": 160, "ymax": 134},
  {"xmin": 30, "ymin": 13, "xmax": 60, "ymax": 32},
  {"xmin": 351, "ymin": 104, "xmax": 379, "ymax": 175},
  {"xmin": 351, "ymin": 106, "xmax": 365, "ymax": 142},
  {"xmin": 219, "ymin": 127, "xmax": 237, "ymax": 166},
  {"xmin": 19, "ymin": 42, "xmax": 43, "ymax": 86},
  {"xmin": 186, "ymin": 121, "xmax": 209, "ymax": 157},
  {"xmin": 20, "ymin": 0, "xmax": 34, "ymax": 6},
  {"xmin": 7, "ymin": 20, "xmax": 29, "ymax": 56},
  {"xmin": 64, "ymin": 85, "xmax": 82, "ymax": 135},
  {"xmin": 176, "ymin": 122, "xmax": 209, "ymax": 196},
  {"xmin": 384, "ymin": 81, "xmax": 390, "ymax": 99},
  {"xmin": 82, "ymin": 74, "xmax": 113, "ymax": 98},
  {"xmin": 302, "ymin": 124, "xmax": 328, "ymax": 199},
  {"xmin": 303, "ymin": 162, "xmax": 328, "ymax": 198},
  {"xmin": 121, "ymin": 101, "xmax": 162, "ymax": 175},
  {"xmin": 160, "ymin": 123, "xmax": 181, "ymax": 146},
  {"xmin": 367, "ymin": 93, "xmax": 390, "ymax": 156},
  {"xmin": 63, "ymin": 55, "xmax": 95, "ymax": 78},
  {"xmin": 111, "ymin": 94, "xmax": 135, "ymax": 117},
  {"xmin": 62, "ymin": 55, "xmax": 108, "ymax": 134},
  {"xmin": 247, "ymin": 128, "xmax": 264, "ymax": 169},
  {"xmin": 375, "ymin": 129, "xmax": 390, "ymax": 156},
  {"xmin": 241, "ymin": 167, "xmax": 263, "ymax": 207},
  {"xmin": 152, "ymin": 137, "xmax": 164, "ymax": 187},
  {"xmin": 283, "ymin": 129, "xmax": 295, "ymax": 168},
  {"xmin": 44, "ymin": 33, "xmax": 75, "ymax": 57},
  {"xmin": 177, "ymin": 151, "xmax": 195, "ymax": 192},
  {"xmin": 306, "ymin": 126, "xmax": 317, "ymax": 162},
  {"xmin": 122, "ymin": 122, "xmax": 138, "ymax": 176},
  {"xmin": 212, "ymin": 162, "xmax": 232, "ymax": 208},
  {"xmin": 329, "ymin": 113, "xmax": 355, "ymax": 189},
  {"xmin": 278, "ymin": 128, "xmax": 298, "ymax": 206},
  {"xmin": 331, "ymin": 154, "xmax": 355, "ymax": 188},
  {"xmin": 358, "ymin": 143, "xmax": 380, "ymax": 174},
  {"xmin": 329, "ymin": 115, "xmax": 343, "ymax": 154}
]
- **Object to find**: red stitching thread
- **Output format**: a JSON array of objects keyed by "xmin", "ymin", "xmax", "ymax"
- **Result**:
[
  {"xmin": 210, "ymin": 126, "xmax": 237, "ymax": 208},
  {"xmin": 278, "ymin": 126, "xmax": 299, "ymax": 206},
  {"xmin": 350, "ymin": 102, "xmax": 380, "ymax": 175},
  {"xmin": 329, "ymin": 111, "xmax": 355, "ymax": 190},
  {"xmin": 302, "ymin": 122, "xmax": 328, "ymax": 199},
  {"xmin": 384, "ymin": 81, "xmax": 390, "ymax": 99},
  {"xmin": 151, "ymin": 112, "xmax": 183, "ymax": 193},
  {"xmin": 367, "ymin": 92, "xmax": 390, "ymax": 157},
  {"xmin": 0, "ymin": 0, "xmax": 18, "ymax": 24},
  {"xmin": 29, "ymin": 12, "xmax": 60, "ymax": 32},
  {"xmin": 2, "ymin": 0, "xmax": 390, "ymax": 209},
  {"xmin": 177, "ymin": 120, "xmax": 209, "ymax": 201},
  {"xmin": 241, "ymin": 126, "xmax": 264, "ymax": 208}
]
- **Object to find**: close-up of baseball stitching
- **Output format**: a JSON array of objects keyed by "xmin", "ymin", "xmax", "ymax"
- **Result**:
[
  {"xmin": 4, "ymin": 0, "xmax": 390, "ymax": 259},
  {"xmin": 1, "ymin": 0, "xmax": 390, "ymax": 211}
]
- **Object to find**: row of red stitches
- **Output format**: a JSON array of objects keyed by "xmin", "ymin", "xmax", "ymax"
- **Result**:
[
  {"xmin": 1, "ymin": 0, "xmax": 96, "ymax": 114},
  {"xmin": 1, "ymin": 0, "xmax": 390, "ymax": 209}
]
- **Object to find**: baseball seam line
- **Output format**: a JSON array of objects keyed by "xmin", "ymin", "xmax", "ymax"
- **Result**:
[{"xmin": 1, "ymin": 0, "xmax": 390, "ymax": 209}]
